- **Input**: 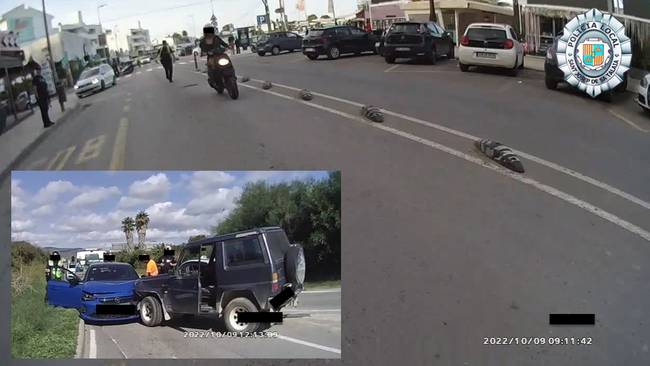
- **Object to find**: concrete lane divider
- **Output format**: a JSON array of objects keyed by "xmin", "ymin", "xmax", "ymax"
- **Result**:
[
  {"xmin": 262, "ymin": 81, "xmax": 273, "ymax": 90},
  {"xmin": 299, "ymin": 89, "xmax": 313, "ymax": 101},
  {"xmin": 239, "ymin": 82, "xmax": 650, "ymax": 242},
  {"xmin": 361, "ymin": 105, "xmax": 384, "ymax": 123},
  {"xmin": 475, "ymin": 139, "xmax": 525, "ymax": 173},
  {"xmin": 247, "ymin": 78, "xmax": 650, "ymax": 212}
]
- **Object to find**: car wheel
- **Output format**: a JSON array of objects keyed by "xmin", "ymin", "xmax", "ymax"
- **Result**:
[
  {"xmin": 306, "ymin": 54, "xmax": 318, "ymax": 60},
  {"xmin": 139, "ymin": 296, "xmax": 163, "ymax": 327},
  {"xmin": 285, "ymin": 244, "xmax": 306, "ymax": 291},
  {"xmin": 223, "ymin": 297, "xmax": 260, "ymax": 333},
  {"xmin": 272, "ymin": 46, "xmax": 280, "ymax": 56},
  {"xmin": 459, "ymin": 62, "xmax": 469, "ymax": 72},
  {"xmin": 327, "ymin": 46, "xmax": 340, "ymax": 60},
  {"xmin": 385, "ymin": 56, "xmax": 395, "ymax": 64},
  {"xmin": 258, "ymin": 51, "xmax": 265, "ymax": 56},
  {"xmin": 100, "ymin": 80, "xmax": 105, "ymax": 90},
  {"xmin": 544, "ymin": 76, "xmax": 558, "ymax": 90}
]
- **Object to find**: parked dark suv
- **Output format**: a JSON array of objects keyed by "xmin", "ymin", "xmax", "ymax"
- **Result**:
[
  {"xmin": 545, "ymin": 34, "xmax": 627, "ymax": 100},
  {"xmin": 302, "ymin": 26, "xmax": 377, "ymax": 60},
  {"xmin": 383, "ymin": 22, "xmax": 454, "ymax": 64},
  {"xmin": 256, "ymin": 32, "xmax": 303, "ymax": 56},
  {"xmin": 135, "ymin": 227, "xmax": 305, "ymax": 332}
]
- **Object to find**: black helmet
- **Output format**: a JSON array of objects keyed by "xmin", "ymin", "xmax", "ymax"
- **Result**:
[{"xmin": 203, "ymin": 24, "xmax": 215, "ymax": 34}]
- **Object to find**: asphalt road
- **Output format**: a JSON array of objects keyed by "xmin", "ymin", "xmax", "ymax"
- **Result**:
[
  {"xmin": 3, "ymin": 52, "xmax": 650, "ymax": 364},
  {"xmin": 79, "ymin": 290, "xmax": 341, "ymax": 359}
]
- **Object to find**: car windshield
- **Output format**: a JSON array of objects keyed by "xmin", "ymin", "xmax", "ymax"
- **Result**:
[
  {"xmin": 389, "ymin": 24, "xmax": 422, "ymax": 34},
  {"xmin": 79, "ymin": 68, "xmax": 100, "ymax": 79},
  {"xmin": 258, "ymin": 34, "xmax": 269, "ymax": 42},
  {"xmin": 466, "ymin": 28, "xmax": 507, "ymax": 41},
  {"xmin": 84, "ymin": 264, "xmax": 138, "ymax": 281}
]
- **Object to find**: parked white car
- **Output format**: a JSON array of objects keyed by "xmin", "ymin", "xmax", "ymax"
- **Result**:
[
  {"xmin": 458, "ymin": 23, "xmax": 524, "ymax": 75},
  {"xmin": 74, "ymin": 64, "xmax": 116, "ymax": 98},
  {"xmin": 637, "ymin": 74, "xmax": 650, "ymax": 115}
]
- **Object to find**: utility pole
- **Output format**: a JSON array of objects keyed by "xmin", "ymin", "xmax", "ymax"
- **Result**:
[
  {"xmin": 97, "ymin": 4, "xmax": 107, "ymax": 30},
  {"xmin": 429, "ymin": 0, "xmax": 437, "ymax": 22},
  {"xmin": 41, "ymin": 0, "xmax": 64, "ymax": 110},
  {"xmin": 262, "ymin": 0, "xmax": 272, "ymax": 32}
]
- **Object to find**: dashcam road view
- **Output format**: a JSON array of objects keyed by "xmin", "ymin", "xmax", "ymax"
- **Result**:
[{"xmin": 2, "ymin": 0, "xmax": 650, "ymax": 365}]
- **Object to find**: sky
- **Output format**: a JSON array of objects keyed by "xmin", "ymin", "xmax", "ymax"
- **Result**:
[
  {"xmin": 1, "ymin": 0, "xmax": 360, "ymax": 40},
  {"xmin": 11, "ymin": 170, "xmax": 330, "ymax": 249}
]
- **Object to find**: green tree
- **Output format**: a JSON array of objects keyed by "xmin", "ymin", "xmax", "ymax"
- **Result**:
[
  {"xmin": 189, "ymin": 235, "xmax": 207, "ymax": 242},
  {"xmin": 121, "ymin": 217, "xmax": 135, "ymax": 251},
  {"xmin": 214, "ymin": 172, "xmax": 341, "ymax": 280},
  {"xmin": 135, "ymin": 210, "xmax": 150, "ymax": 249},
  {"xmin": 307, "ymin": 14, "xmax": 318, "ymax": 22},
  {"xmin": 320, "ymin": 15, "xmax": 331, "ymax": 19},
  {"xmin": 182, "ymin": 30, "xmax": 188, "ymax": 37}
]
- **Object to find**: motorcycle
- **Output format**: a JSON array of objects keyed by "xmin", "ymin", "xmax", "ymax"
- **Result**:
[
  {"xmin": 119, "ymin": 61, "xmax": 134, "ymax": 75},
  {"xmin": 206, "ymin": 48, "xmax": 239, "ymax": 100}
]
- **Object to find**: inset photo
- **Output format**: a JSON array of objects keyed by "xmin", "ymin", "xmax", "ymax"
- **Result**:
[{"xmin": 11, "ymin": 171, "xmax": 341, "ymax": 359}]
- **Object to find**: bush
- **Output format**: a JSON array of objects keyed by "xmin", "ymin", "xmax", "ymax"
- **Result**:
[{"xmin": 11, "ymin": 242, "xmax": 47, "ymax": 269}]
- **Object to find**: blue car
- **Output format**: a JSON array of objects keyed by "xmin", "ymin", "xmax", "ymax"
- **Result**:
[{"xmin": 46, "ymin": 262, "xmax": 141, "ymax": 323}]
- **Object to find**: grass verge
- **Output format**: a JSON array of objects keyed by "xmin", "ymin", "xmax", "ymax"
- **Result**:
[{"xmin": 11, "ymin": 262, "xmax": 79, "ymax": 359}]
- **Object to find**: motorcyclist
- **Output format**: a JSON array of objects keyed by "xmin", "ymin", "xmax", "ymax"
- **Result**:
[{"xmin": 199, "ymin": 24, "xmax": 232, "ymax": 90}]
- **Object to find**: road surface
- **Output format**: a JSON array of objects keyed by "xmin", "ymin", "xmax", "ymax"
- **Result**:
[{"xmin": 3, "ymin": 52, "xmax": 650, "ymax": 364}]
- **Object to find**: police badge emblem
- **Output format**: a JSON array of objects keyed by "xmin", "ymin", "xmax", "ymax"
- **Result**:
[{"xmin": 556, "ymin": 8, "xmax": 632, "ymax": 98}]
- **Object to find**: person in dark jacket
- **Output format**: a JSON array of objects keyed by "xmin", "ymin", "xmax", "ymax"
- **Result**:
[
  {"xmin": 156, "ymin": 40, "xmax": 174, "ymax": 82},
  {"xmin": 235, "ymin": 38, "xmax": 241, "ymax": 54},
  {"xmin": 32, "ymin": 69, "xmax": 54, "ymax": 128}
]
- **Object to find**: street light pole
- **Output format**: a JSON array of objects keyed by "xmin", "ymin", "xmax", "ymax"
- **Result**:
[
  {"xmin": 41, "ymin": 0, "xmax": 64, "ymax": 110},
  {"xmin": 97, "ymin": 4, "xmax": 107, "ymax": 30}
]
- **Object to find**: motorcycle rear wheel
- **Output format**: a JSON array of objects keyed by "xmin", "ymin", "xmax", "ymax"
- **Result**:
[{"xmin": 226, "ymin": 77, "xmax": 239, "ymax": 100}]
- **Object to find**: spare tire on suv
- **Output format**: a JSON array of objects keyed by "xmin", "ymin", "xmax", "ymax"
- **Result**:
[{"xmin": 285, "ymin": 244, "xmax": 305, "ymax": 291}]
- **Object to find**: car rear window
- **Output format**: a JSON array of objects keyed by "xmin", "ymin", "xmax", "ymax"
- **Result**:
[
  {"xmin": 466, "ymin": 28, "xmax": 507, "ymax": 41},
  {"xmin": 389, "ymin": 24, "xmax": 422, "ymax": 34},
  {"xmin": 309, "ymin": 30, "xmax": 326, "ymax": 37},
  {"xmin": 224, "ymin": 237, "xmax": 265, "ymax": 267},
  {"xmin": 264, "ymin": 230, "xmax": 290, "ymax": 260}
]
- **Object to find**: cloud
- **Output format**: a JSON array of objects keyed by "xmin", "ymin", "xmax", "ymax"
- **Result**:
[
  {"xmin": 187, "ymin": 171, "xmax": 236, "ymax": 194},
  {"xmin": 57, "ymin": 213, "xmax": 114, "ymax": 233},
  {"xmin": 68, "ymin": 186, "xmax": 121, "ymax": 208},
  {"xmin": 128, "ymin": 173, "xmax": 170, "ymax": 200},
  {"xmin": 185, "ymin": 187, "xmax": 241, "ymax": 216},
  {"xmin": 117, "ymin": 196, "xmax": 157, "ymax": 209},
  {"xmin": 32, "ymin": 204, "xmax": 56, "ymax": 216},
  {"xmin": 11, "ymin": 180, "xmax": 27, "ymax": 212},
  {"xmin": 34, "ymin": 180, "xmax": 78, "ymax": 204},
  {"xmin": 12, "ymin": 219, "xmax": 35, "ymax": 232}
]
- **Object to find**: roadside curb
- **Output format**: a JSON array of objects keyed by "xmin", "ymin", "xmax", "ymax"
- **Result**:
[
  {"xmin": 75, "ymin": 318, "xmax": 85, "ymax": 359},
  {"xmin": 0, "ymin": 99, "xmax": 81, "ymax": 182}
]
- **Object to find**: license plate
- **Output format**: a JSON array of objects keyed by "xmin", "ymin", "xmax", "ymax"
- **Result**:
[
  {"xmin": 396, "ymin": 47, "xmax": 410, "ymax": 51},
  {"xmin": 304, "ymin": 48, "xmax": 315, "ymax": 52},
  {"xmin": 476, "ymin": 52, "xmax": 496, "ymax": 59}
]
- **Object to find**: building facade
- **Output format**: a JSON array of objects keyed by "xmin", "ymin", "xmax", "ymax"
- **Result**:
[
  {"xmin": 59, "ymin": 11, "xmax": 104, "ymax": 59},
  {"xmin": 127, "ymin": 22, "xmax": 152, "ymax": 57},
  {"xmin": 0, "ymin": 4, "xmax": 55, "ymax": 46}
]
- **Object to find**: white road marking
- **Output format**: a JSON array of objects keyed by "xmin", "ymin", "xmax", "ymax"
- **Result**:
[
  {"xmin": 276, "ymin": 335, "xmax": 341, "ymax": 355},
  {"xmin": 110, "ymin": 117, "xmax": 129, "ymax": 170},
  {"xmin": 102, "ymin": 329, "xmax": 128, "ymax": 358},
  {"xmin": 135, "ymin": 71, "xmax": 142, "ymax": 75},
  {"xmin": 608, "ymin": 109, "xmax": 650, "ymax": 133},
  {"xmin": 384, "ymin": 65, "xmax": 399, "ymax": 73},
  {"xmin": 179, "ymin": 61, "xmax": 187, "ymax": 65},
  {"xmin": 251, "ymin": 79, "xmax": 650, "ymax": 212},
  {"xmin": 88, "ymin": 329, "xmax": 97, "ymax": 358},
  {"xmin": 123, "ymin": 104, "xmax": 130, "ymax": 112},
  {"xmin": 146, "ymin": 68, "xmax": 153, "ymax": 72},
  {"xmin": 303, "ymin": 289, "xmax": 341, "ymax": 293},
  {"xmin": 156, "ymin": 66, "xmax": 163, "ymax": 70},
  {"xmin": 240, "ymin": 83, "xmax": 650, "ymax": 242},
  {"xmin": 125, "ymin": 74, "xmax": 132, "ymax": 78}
]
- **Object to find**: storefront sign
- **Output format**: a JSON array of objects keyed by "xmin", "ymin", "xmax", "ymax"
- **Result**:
[{"xmin": 556, "ymin": 8, "xmax": 632, "ymax": 97}]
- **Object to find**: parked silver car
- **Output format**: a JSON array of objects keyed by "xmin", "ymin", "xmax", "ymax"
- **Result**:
[{"xmin": 74, "ymin": 64, "xmax": 116, "ymax": 98}]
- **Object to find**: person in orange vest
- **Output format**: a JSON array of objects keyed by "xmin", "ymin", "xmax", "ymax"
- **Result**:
[{"xmin": 146, "ymin": 257, "xmax": 159, "ymax": 276}]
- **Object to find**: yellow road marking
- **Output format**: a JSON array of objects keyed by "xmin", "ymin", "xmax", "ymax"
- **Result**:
[
  {"xmin": 123, "ymin": 105, "xmax": 130, "ymax": 112},
  {"xmin": 125, "ymin": 97, "xmax": 132, "ymax": 103},
  {"xmin": 608, "ymin": 109, "xmax": 650, "ymax": 133},
  {"xmin": 384, "ymin": 65, "xmax": 399, "ymax": 73},
  {"xmin": 110, "ymin": 118, "xmax": 129, "ymax": 170},
  {"xmin": 46, "ymin": 146, "xmax": 76, "ymax": 170},
  {"xmin": 76, "ymin": 134, "xmax": 106, "ymax": 165}
]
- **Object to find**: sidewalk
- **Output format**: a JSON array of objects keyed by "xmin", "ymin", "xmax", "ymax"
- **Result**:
[{"xmin": 0, "ymin": 91, "xmax": 80, "ymax": 179}]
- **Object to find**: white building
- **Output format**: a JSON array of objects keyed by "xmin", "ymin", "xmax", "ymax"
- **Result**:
[
  {"xmin": 0, "ymin": 4, "xmax": 55, "ymax": 46},
  {"xmin": 105, "ymin": 28, "xmax": 130, "ymax": 57},
  {"xmin": 127, "ymin": 21, "xmax": 152, "ymax": 56},
  {"xmin": 59, "ymin": 11, "xmax": 105, "ymax": 59}
]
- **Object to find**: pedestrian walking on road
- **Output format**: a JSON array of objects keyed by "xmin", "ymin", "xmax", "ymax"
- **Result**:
[
  {"xmin": 228, "ymin": 35, "xmax": 235, "ymax": 54},
  {"xmin": 32, "ymin": 68, "xmax": 54, "ymax": 128},
  {"xmin": 235, "ymin": 38, "xmax": 241, "ymax": 54},
  {"xmin": 157, "ymin": 40, "xmax": 174, "ymax": 82}
]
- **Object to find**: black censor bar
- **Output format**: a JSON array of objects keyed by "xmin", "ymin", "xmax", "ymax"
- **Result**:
[
  {"xmin": 49, "ymin": 253, "xmax": 61, "ymax": 262},
  {"xmin": 549, "ymin": 314, "xmax": 595, "ymax": 325},
  {"xmin": 138, "ymin": 254, "xmax": 150, "ymax": 262},
  {"xmin": 270, "ymin": 286, "xmax": 295, "ymax": 310},
  {"xmin": 237, "ymin": 311, "xmax": 283, "ymax": 324}
]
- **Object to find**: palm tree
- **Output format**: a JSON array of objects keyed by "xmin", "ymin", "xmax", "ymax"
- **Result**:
[
  {"xmin": 135, "ymin": 210, "xmax": 150, "ymax": 249},
  {"xmin": 121, "ymin": 217, "xmax": 135, "ymax": 251}
]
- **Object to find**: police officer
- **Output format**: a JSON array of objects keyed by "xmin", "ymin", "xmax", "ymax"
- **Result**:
[
  {"xmin": 158, "ymin": 246, "xmax": 177, "ymax": 274},
  {"xmin": 32, "ymin": 68, "xmax": 54, "ymax": 128}
]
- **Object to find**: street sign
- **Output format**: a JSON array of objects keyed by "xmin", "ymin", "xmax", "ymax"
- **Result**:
[{"xmin": 256, "ymin": 15, "xmax": 265, "ymax": 26}]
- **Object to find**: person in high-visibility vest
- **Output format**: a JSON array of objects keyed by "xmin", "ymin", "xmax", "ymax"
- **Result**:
[{"xmin": 146, "ymin": 258, "xmax": 159, "ymax": 276}]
